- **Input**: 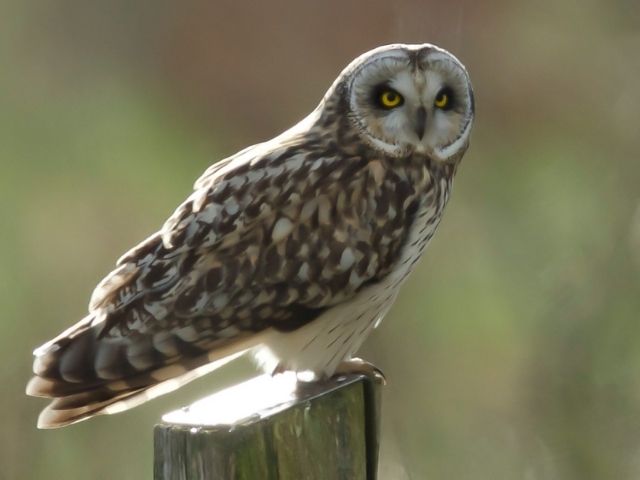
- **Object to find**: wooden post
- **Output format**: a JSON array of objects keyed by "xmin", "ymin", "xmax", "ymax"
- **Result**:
[{"xmin": 154, "ymin": 372, "xmax": 382, "ymax": 480}]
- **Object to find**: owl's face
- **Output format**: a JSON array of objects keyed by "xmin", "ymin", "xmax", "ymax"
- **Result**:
[{"xmin": 343, "ymin": 44, "xmax": 474, "ymax": 161}]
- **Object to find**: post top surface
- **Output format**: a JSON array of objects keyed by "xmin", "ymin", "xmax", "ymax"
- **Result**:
[{"xmin": 161, "ymin": 372, "xmax": 365, "ymax": 427}]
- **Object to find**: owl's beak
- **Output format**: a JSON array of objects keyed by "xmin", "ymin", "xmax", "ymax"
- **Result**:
[{"xmin": 414, "ymin": 107, "xmax": 427, "ymax": 140}]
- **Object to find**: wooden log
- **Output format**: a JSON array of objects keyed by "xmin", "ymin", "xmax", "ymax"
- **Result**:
[{"xmin": 154, "ymin": 372, "xmax": 382, "ymax": 480}]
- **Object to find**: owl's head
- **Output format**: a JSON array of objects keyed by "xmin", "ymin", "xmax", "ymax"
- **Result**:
[{"xmin": 333, "ymin": 44, "xmax": 474, "ymax": 162}]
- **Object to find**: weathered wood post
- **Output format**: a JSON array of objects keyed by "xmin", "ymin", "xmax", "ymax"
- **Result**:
[{"xmin": 154, "ymin": 372, "xmax": 382, "ymax": 480}]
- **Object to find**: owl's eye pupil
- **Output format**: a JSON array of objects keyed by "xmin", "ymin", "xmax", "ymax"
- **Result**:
[{"xmin": 377, "ymin": 88, "xmax": 404, "ymax": 109}]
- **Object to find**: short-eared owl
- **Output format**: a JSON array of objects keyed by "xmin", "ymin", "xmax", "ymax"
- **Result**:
[{"xmin": 27, "ymin": 43, "xmax": 474, "ymax": 428}]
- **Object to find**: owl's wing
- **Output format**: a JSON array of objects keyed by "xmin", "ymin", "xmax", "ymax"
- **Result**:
[{"xmin": 27, "ymin": 140, "xmax": 422, "ymax": 427}]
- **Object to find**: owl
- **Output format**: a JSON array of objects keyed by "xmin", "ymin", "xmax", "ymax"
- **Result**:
[{"xmin": 27, "ymin": 43, "xmax": 474, "ymax": 428}]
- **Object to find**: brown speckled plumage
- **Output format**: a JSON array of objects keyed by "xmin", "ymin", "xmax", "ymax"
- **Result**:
[{"xmin": 27, "ymin": 43, "xmax": 474, "ymax": 427}]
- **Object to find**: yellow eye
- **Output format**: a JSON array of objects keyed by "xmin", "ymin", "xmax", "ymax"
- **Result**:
[
  {"xmin": 379, "ymin": 90, "xmax": 403, "ymax": 108},
  {"xmin": 434, "ymin": 89, "xmax": 452, "ymax": 109},
  {"xmin": 434, "ymin": 92, "xmax": 448, "ymax": 108}
]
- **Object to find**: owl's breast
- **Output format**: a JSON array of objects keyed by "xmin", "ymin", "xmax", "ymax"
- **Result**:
[{"xmin": 385, "ymin": 171, "xmax": 452, "ymax": 289}]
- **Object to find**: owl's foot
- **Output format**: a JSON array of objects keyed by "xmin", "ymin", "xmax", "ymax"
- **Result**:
[
  {"xmin": 333, "ymin": 357, "xmax": 386, "ymax": 385},
  {"xmin": 269, "ymin": 358, "xmax": 386, "ymax": 385}
]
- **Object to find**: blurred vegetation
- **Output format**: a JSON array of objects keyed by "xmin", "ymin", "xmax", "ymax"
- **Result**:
[{"xmin": 2, "ymin": 1, "xmax": 639, "ymax": 479}]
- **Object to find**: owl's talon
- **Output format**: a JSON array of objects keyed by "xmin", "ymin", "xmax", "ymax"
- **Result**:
[{"xmin": 334, "ymin": 357, "xmax": 386, "ymax": 385}]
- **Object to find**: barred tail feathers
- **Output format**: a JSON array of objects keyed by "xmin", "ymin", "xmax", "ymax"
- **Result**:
[{"xmin": 26, "ymin": 314, "xmax": 262, "ymax": 428}]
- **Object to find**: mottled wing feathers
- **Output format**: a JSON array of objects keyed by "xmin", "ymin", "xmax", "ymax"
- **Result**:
[
  {"xmin": 27, "ymin": 138, "xmax": 428, "ymax": 427},
  {"xmin": 91, "ymin": 140, "xmax": 426, "ymax": 341}
]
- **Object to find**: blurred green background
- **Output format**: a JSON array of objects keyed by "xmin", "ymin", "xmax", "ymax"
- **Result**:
[{"xmin": 2, "ymin": 1, "xmax": 640, "ymax": 478}]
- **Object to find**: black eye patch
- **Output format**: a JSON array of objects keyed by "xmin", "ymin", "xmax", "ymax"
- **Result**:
[
  {"xmin": 371, "ymin": 84, "xmax": 404, "ymax": 110},
  {"xmin": 434, "ymin": 86, "xmax": 455, "ymax": 111}
]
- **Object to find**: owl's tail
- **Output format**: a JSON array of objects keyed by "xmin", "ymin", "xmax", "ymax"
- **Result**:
[{"xmin": 26, "ymin": 314, "xmax": 262, "ymax": 428}]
